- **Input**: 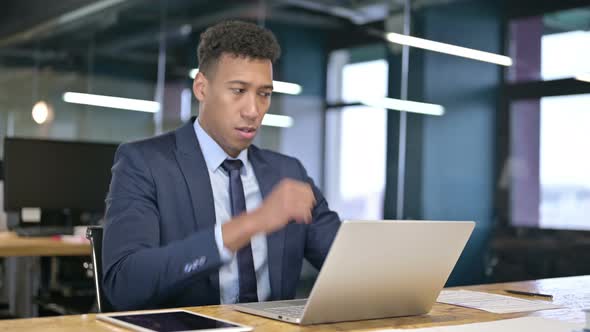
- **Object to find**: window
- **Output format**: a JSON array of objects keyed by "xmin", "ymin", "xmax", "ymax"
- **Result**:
[
  {"xmin": 505, "ymin": 6, "xmax": 590, "ymax": 231},
  {"xmin": 509, "ymin": 95, "xmax": 590, "ymax": 230},
  {"xmin": 539, "ymin": 94, "xmax": 590, "ymax": 230},
  {"xmin": 541, "ymin": 31, "xmax": 590, "ymax": 81},
  {"xmin": 508, "ymin": 6, "xmax": 590, "ymax": 82},
  {"xmin": 325, "ymin": 55, "xmax": 388, "ymax": 220}
]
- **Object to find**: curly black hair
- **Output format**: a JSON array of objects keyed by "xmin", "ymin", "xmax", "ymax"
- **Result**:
[{"xmin": 197, "ymin": 20, "xmax": 281, "ymax": 77}]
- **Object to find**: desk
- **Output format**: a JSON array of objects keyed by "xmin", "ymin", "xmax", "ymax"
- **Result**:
[
  {"xmin": 0, "ymin": 275, "xmax": 588, "ymax": 331},
  {"xmin": 0, "ymin": 232, "xmax": 91, "ymax": 317},
  {"xmin": 0, "ymin": 232, "xmax": 91, "ymax": 257}
]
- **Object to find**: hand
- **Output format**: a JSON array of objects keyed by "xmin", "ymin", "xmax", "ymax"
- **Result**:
[
  {"xmin": 221, "ymin": 179, "xmax": 316, "ymax": 251},
  {"xmin": 253, "ymin": 179, "xmax": 316, "ymax": 234}
]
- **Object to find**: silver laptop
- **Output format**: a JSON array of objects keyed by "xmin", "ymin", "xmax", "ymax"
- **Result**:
[{"xmin": 233, "ymin": 220, "xmax": 475, "ymax": 325}]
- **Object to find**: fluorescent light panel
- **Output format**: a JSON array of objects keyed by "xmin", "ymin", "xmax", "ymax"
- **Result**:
[
  {"xmin": 189, "ymin": 68, "xmax": 199, "ymax": 79},
  {"xmin": 361, "ymin": 97, "xmax": 445, "ymax": 116},
  {"xmin": 189, "ymin": 68, "xmax": 302, "ymax": 95},
  {"xmin": 262, "ymin": 114, "xmax": 294, "ymax": 128},
  {"xmin": 272, "ymin": 80, "xmax": 302, "ymax": 95},
  {"xmin": 63, "ymin": 91, "xmax": 293, "ymax": 127},
  {"xmin": 63, "ymin": 92, "xmax": 160, "ymax": 113},
  {"xmin": 385, "ymin": 32, "xmax": 513, "ymax": 66}
]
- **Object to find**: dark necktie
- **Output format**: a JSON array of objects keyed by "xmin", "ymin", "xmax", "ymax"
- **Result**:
[{"xmin": 221, "ymin": 159, "xmax": 259, "ymax": 303}]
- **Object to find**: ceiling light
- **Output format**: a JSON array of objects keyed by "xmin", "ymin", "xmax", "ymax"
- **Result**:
[
  {"xmin": 189, "ymin": 68, "xmax": 302, "ymax": 95},
  {"xmin": 32, "ymin": 101, "xmax": 51, "ymax": 124},
  {"xmin": 189, "ymin": 68, "xmax": 199, "ymax": 79},
  {"xmin": 272, "ymin": 81, "xmax": 302, "ymax": 95},
  {"xmin": 262, "ymin": 114, "xmax": 294, "ymax": 128},
  {"xmin": 385, "ymin": 32, "xmax": 513, "ymax": 66},
  {"xmin": 361, "ymin": 97, "xmax": 445, "ymax": 116},
  {"xmin": 63, "ymin": 92, "xmax": 160, "ymax": 113}
]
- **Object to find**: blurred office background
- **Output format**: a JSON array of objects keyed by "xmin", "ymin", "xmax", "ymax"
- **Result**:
[{"xmin": 1, "ymin": 0, "xmax": 590, "ymax": 318}]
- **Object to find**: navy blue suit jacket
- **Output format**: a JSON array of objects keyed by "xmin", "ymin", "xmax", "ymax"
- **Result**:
[{"xmin": 102, "ymin": 119, "xmax": 341, "ymax": 311}]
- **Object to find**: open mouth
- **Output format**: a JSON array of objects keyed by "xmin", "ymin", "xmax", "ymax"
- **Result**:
[{"xmin": 236, "ymin": 127, "xmax": 257, "ymax": 139}]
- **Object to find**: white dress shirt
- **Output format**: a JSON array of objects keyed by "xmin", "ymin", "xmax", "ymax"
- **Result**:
[{"xmin": 193, "ymin": 119, "xmax": 271, "ymax": 304}]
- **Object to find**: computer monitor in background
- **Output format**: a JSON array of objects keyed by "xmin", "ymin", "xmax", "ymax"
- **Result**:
[{"xmin": 3, "ymin": 137, "xmax": 119, "ymax": 228}]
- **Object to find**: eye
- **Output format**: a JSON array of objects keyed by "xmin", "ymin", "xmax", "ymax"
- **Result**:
[
  {"xmin": 231, "ymin": 88, "xmax": 245, "ymax": 94},
  {"xmin": 259, "ymin": 91, "xmax": 272, "ymax": 98}
]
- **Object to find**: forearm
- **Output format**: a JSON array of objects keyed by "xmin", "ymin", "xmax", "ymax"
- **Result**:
[
  {"xmin": 103, "ymin": 228, "xmax": 222, "ymax": 310},
  {"xmin": 220, "ymin": 209, "xmax": 264, "ymax": 252}
]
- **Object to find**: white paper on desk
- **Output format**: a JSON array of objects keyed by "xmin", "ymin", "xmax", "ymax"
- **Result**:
[
  {"xmin": 383, "ymin": 317, "xmax": 582, "ymax": 332},
  {"xmin": 436, "ymin": 290, "xmax": 561, "ymax": 314}
]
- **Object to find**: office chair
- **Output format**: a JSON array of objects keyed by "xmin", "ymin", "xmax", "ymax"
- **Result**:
[{"xmin": 85, "ymin": 226, "xmax": 114, "ymax": 313}]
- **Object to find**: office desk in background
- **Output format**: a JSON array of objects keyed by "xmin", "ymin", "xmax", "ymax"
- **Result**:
[
  {"xmin": 0, "ymin": 232, "xmax": 90, "ymax": 257},
  {"xmin": 0, "ymin": 275, "xmax": 588, "ymax": 331},
  {"xmin": 0, "ymin": 231, "xmax": 91, "ymax": 317}
]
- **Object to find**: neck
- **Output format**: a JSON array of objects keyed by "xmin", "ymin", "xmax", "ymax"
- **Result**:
[{"xmin": 197, "ymin": 117, "xmax": 242, "ymax": 158}]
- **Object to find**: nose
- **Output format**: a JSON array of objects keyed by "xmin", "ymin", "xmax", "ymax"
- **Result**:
[{"xmin": 241, "ymin": 93, "xmax": 259, "ymax": 121}]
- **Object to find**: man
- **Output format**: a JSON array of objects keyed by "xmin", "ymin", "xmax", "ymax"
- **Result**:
[{"xmin": 102, "ymin": 20, "xmax": 341, "ymax": 311}]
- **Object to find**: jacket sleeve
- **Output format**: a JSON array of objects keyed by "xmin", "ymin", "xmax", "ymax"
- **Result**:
[
  {"xmin": 102, "ymin": 143, "xmax": 222, "ymax": 310},
  {"xmin": 294, "ymin": 159, "xmax": 341, "ymax": 269}
]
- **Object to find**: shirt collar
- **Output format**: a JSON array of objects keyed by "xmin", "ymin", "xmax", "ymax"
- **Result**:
[{"xmin": 193, "ymin": 118, "xmax": 249, "ymax": 174}]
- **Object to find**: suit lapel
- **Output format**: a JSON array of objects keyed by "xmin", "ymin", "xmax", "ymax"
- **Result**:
[
  {"xmin": 249, "ymin": 146, "xmax": 286, "ymax": 301},
  {"xmin": 173, "ymin": 120, "xmax": 220, "ymax": 300}
]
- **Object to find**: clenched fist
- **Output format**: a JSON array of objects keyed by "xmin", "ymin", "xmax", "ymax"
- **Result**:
[
  {"xmin": 222, "ymin": 179, "xmax": 316, "ymax": 251},
  {"xmin": 253, "ymin": 179, "xmax": 316, "ymax": 234}
]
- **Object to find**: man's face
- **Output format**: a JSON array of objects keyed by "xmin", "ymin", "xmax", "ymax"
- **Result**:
[{"xmin": 193, "ymin": 54, "xmax": 273, "ymax": 157}]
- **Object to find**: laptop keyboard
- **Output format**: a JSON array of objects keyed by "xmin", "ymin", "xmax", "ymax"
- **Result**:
[{"xmin": 264, "ymin": 305, "xmax": 305, "ymax": 318}]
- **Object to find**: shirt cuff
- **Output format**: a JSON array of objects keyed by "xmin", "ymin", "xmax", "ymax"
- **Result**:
[{"xmin": 214, "ymin": 224, "xmax": 234, "ymax": 263}]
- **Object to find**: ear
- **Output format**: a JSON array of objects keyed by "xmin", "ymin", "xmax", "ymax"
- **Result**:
[{"xmin": 193, "ymin": 72, "xmax": 207, "ymax": 102}]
